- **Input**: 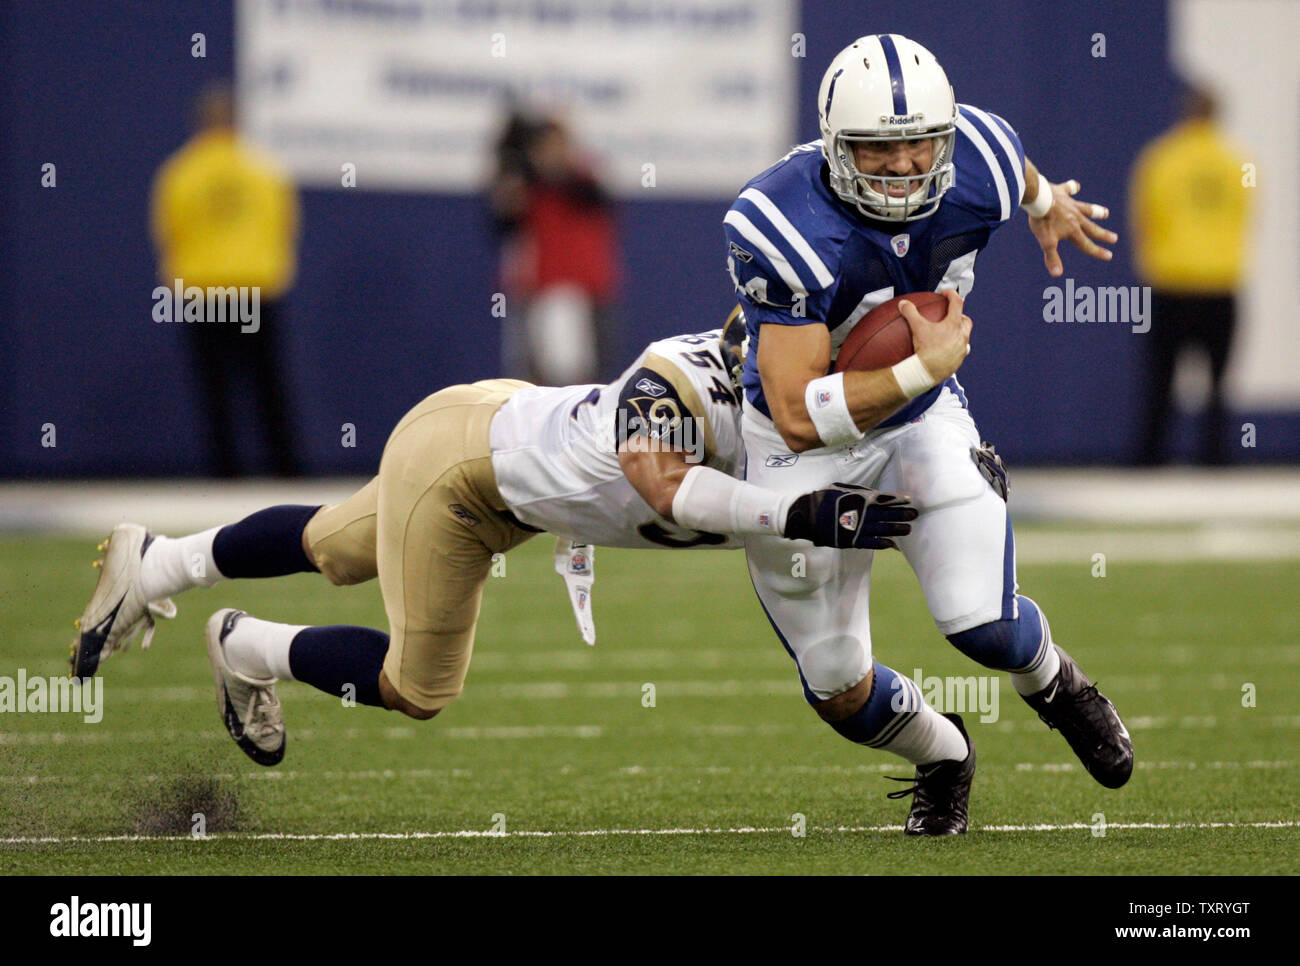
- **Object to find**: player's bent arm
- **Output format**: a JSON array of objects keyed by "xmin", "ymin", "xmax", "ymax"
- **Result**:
[
  {"xmin": 617, "ymin": 445, "xmax": 916, "ymax": 549},
  {"xmin": 757, "ymin": 324, "xmax": 909, "ymax": 453}
]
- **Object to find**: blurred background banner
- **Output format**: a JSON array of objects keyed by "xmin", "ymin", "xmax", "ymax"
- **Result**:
[
  {"xmin": 1172, "ymin": 0, "xmax": 1300, "ymax": 409},
  {"xmin": 237, "ymin": 0, "xmax": 797, "ymax": 196},
  {"xmin": 2, "ymin": 0, "xmax": 1297, "ymax": 477}
]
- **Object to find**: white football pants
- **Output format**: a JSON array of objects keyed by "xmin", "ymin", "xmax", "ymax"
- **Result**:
[{"xmin": 743, "ymin": 386, "xmax": 1016, "ymax": 702}]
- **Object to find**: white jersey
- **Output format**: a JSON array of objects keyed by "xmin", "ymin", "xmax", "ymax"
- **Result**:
[{"xmin": 489, "ymin": 330, "xmax": 745, "ymax": 549}]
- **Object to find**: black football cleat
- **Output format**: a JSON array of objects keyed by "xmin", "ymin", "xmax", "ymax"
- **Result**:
[
  {"xmin": 887, "ymin": 713, "xmax": 976, "ymax": 836},
  {"xmin": 1022, "ymin": 644, "xmax": 1133, "ymax": 789}
]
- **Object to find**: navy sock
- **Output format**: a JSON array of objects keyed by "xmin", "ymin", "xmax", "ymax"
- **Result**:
[
  {"xmin": 829, "ymin": 662, "xmax": 920, "ymax": 745},
  {"xmin": 946, "ymin": 595, "xmax": 1046, "ymax": 672},
  {"xmin": 288, "ymin": 625, "xmax": 387, "ymax": 707},
  {"xmin": 212, "ymin": 505, "xmax": 322, "ymax": 579}
]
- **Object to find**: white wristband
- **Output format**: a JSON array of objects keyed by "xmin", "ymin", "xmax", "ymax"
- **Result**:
[
  {"xmin": 1021, "ymin": 173, "xmax": 1053, "ymax": 218},
  {"xmin": 890, "ymin": 353, "xmax": 937, "ymax": 400},
  {"xmin": 804, "ymin": 372, "xmax": 865, "ymax": 448},
  {"xmin": 671, "ymin": 465, "xmax": 791, "ymax": 536}
]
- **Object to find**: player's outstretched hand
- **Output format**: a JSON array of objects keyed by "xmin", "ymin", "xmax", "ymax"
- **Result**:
[
  {"xmin": 783, "ymin": 483, "xmax": 918, "ymax": 550},
  {"xmin": 1030, "ymin": 179, "xmax": 1118, "ymax": 277},
  {"xmin": 904, "ymin": 288, "xmax": 972, "ymax": 383}
]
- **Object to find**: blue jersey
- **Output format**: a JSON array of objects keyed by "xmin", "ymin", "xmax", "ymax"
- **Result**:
[{"xmin": 724, "ymin": 103, "xmax": 1026, "ymax": 425}]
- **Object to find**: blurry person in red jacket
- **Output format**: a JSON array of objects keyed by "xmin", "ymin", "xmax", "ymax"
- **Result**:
[{"xmin": 489, "ymin": 113, "xmax": 621, "ymax": 385}]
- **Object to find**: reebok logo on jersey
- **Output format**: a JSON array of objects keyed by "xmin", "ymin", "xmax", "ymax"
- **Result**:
[
  {"xmin": 728, "ymin": 241, "xmax": 754, "ymax": 263},
  {"xmin": 765, "ymin": 454, "xmax": 798, "ymax": 467},
  {"xmin": 890, "ymin": 234, "xmax": 910, "ymax": 257},
  {"xmin": 634, "ymin": 378, "xmax": 667, "ymax": 397}
]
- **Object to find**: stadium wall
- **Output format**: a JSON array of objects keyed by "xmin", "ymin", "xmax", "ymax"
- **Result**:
[{"xmin": 2, "ymin": 0, "xmax": 1295, "ymax": 477}]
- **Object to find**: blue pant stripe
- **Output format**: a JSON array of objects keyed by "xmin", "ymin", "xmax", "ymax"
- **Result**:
[{"xmin": 1000, "ymin": 511, "xmax": 1017, "ymax": 621}]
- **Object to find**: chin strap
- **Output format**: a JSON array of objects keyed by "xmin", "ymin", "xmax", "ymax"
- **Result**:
[{"xmin": 553, "ymin": 538, "xmax": 596, "ymax": 646}]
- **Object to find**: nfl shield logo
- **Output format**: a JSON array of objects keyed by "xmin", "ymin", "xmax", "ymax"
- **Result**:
[
  {"xmin": 817, "ymin": 390, "xmax": 832, "ymax": 407},
  {"xmin": 571, "ymin": 552, "xmax": 588, "ymax": 573},
  {"xmin": 891, "ymin": 234, "xmax": 910, "ymax": 257},
  {"xmin": 839, "ymin": 510, "xmax": 860, "ymax": 530}
]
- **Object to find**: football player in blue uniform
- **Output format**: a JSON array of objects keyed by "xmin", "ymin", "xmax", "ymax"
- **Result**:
[{"xmin": 725, "ymin": 34, "xmax": 1132, "ymax": 835}]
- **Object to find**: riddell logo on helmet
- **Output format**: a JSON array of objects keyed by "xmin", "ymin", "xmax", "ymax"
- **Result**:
[{"xmin": 881, "ymin": 113, "xmax": 925, "ymax": 125}]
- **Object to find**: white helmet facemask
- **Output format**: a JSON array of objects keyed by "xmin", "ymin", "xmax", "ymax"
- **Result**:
[{"xmin": 818, "ymin": 34, "xmax": 958, "ymax": 222}]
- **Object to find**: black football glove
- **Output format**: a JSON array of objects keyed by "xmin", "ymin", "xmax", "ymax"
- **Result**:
[
  {"xmin": 971, "ymin": 442, "xmax": 1009, "ymax": 501},
  {"xmin": 783, "ymin": 483, "xmax": 918, "ymax": 550}
]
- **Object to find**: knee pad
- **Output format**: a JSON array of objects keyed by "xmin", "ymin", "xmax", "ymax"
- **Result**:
[
  {"xmin": 946, "ymin": 596, "xmax": 1046, "ymax": 672},
  {"xmin": 801, "ymin": 633, "xmax": 871, "ymax": 703}
]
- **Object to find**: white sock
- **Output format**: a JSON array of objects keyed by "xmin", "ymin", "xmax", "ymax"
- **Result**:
[
  {"xmin": 1011, "ymin": 635, "xmax": 1062, "ymax": 696},
  {"xmin": 875, "ymin": 677, "xmax": 969, "ymax": 764},
  {"xmin": 223, "ymin": 616, "xmax": 306, "ymax": 682},
  {"xmin": 889, "ymin": 707, "xmax": 969, "ymax": 765},
  {"xmin": 139, "ymin": 527, "xmax": 224, "ymax": 600}
]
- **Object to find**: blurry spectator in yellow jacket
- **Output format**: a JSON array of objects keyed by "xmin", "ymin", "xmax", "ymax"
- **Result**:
[
  {"xmin": 1130, "ymin": 85, "xmax": 1252, "ymax": 465},
  {"xmin": 151, "ymin": 83, "xmax": 302, "ymax": 476}
]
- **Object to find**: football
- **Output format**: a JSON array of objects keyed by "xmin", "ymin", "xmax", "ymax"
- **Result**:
[{"xmin": 834, "ymin": 291, "xmax": 950, "ymax": 372}]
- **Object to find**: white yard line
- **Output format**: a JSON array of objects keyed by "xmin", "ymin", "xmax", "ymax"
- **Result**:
[
  {"xmin": 3, "ymin": 820, "xmax": 1298, "ymax": 845},
  {"xmin": 2, "ymin": 760, "xmax": 1293, "ymax": 785},
  {"xmin": 5, "ymin": 715, "xmax": 1300, "ymax": 746}
]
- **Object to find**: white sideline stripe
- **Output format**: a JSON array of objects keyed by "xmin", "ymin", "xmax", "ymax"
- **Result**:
[
  {"xmin": 4, "ymin": 820, "xmax": 1297, "ymax": 845},
  {"xmin": 737, "ymin": 188, "xmax": 835, "ymax": 287},
  {"xmin": 3, "ymin": 760, "xmax": 1292, "ymax": 785},
  {"xmin": 5, "ymin": 716, "xmax": 1300, "ymax": 746},
  {"xmin": 8, "ymin": 471, "xmax": 1300, "ymax": 537}
]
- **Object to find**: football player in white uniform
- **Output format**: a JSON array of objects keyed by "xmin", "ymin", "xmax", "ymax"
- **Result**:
[
  {"xmin": 70, "ymin": 319, "xmax": 918, "ymax": 766},
  {"xmin": 725, "ymin": 35, "xmax": 1133, "ymax": 835}
]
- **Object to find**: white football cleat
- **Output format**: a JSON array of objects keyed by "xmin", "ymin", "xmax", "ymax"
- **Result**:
[
  {"xmin": 71, "ymin": 523, "xmax": 177, "ymax": 678},
  {"xmin": 206, "ymin": 609, "xmax": 286, "ymax": 767}
]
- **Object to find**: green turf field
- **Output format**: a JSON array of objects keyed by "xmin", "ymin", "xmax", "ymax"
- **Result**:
[{"xmin": 2, "ymin": 532, "xmax": 1297, "ymax": 874}]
